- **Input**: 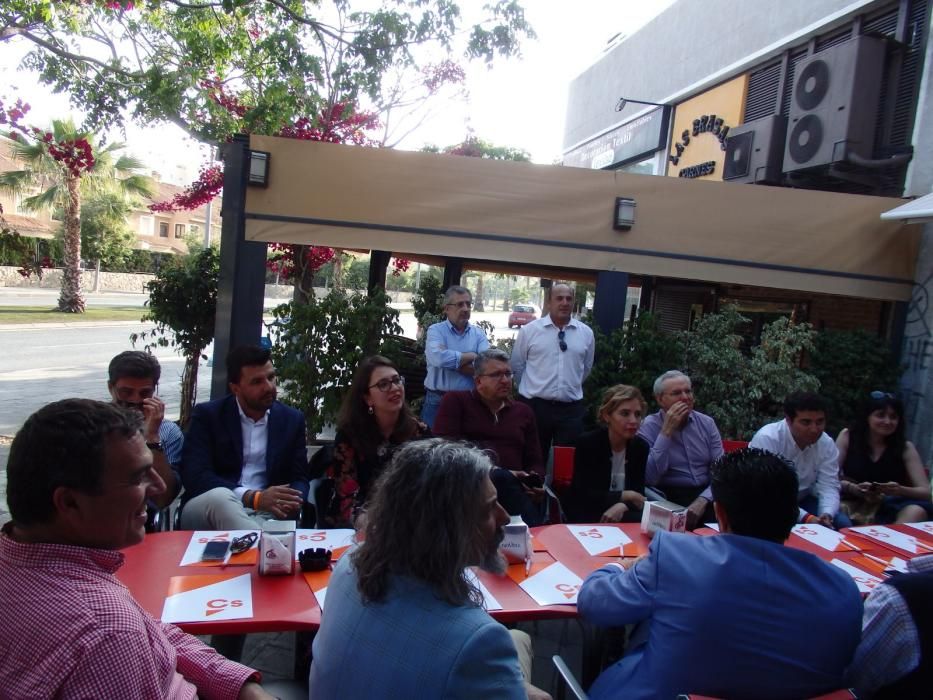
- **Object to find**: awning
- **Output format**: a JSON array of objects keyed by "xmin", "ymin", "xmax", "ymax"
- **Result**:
[
  {"xmin": 881, "ymin": 191, "xmax": 933, "ymax": 224},
  {"xmin": 244, "ymin": 136, "xmax": 919, "ymax": 302}
]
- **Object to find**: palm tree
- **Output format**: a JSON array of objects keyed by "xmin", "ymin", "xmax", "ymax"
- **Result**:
[{"xmin": 0, "ymin": 119, "xmax": 152, "ymax": 312}]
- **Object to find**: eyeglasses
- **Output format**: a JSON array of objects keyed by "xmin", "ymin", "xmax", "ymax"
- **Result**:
[
  {"xmin": 870, "ymin": 391, "xmax": 896, "ymax": 400},
  {"xmin": 446, "ymin": 300, "xmax": 472, "ymax": 309},
  {"xmin": 369, "ymin": 375, "xmax": 405, "ymax": 392},
  {"xmin": 666, "ymin": 388, "xmax": 693, "ymax": 398},
  {"xmin": 481, "ymin": 370, "xmax": 514, "ymax": 381},
  {"xmin": 230, "ymin": 532, "xmax": 258, "ymax": 554},
  {"xmin": 558, "ymin": 330, "xmax": 567, "ymax": 352}
]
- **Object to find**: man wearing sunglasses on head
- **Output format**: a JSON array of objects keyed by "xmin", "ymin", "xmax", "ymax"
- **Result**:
[
  {"xmin": 179, "ymin": 345, "xmax": 309, "ymax": 530},
  {"xmin": 422, "ymin": 285, "xmax": 490, "ymax": 429},
  {"xmin": 107, "ymin": 350, "xmax": 183, "ymax": 509},
  {"xmin": 510, "ymin": 282, "xmax": 595, "ymax": 461}
]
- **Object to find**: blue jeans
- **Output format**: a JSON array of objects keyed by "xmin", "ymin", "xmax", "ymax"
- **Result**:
[
  {"xmin": 799, "ymin": 493, "xmax": 852, "ymax": 529},
  {"xmin": 420, "ymin": 390, "xmax": 444, "ymax": 430}
]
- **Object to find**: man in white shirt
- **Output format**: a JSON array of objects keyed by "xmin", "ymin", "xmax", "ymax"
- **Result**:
[
  {"xmin": 180, "ymin": 345, "xmax": 309, "ymax": 530},
  {"xmin": 510, "ymin": 283, "xmax": 595, "ymax": 460},
  {"xmin": 750, "ymin": 392, "xmax": 850, "ymax": 529}
]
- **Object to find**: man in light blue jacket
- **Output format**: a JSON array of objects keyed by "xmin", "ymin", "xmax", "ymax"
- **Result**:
[{"xmin": 309, "ymin": 439, "xmax": 550, "ymax": 700}]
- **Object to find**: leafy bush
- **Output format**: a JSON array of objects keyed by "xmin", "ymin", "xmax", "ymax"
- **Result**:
[
  {"xmin": 131, "ymin": 246, "xmax": 219, "ymax": 427},
  {"xmin": 269, "ymin": 288, "xmax": 403, "ymax": 438},
  {"xmin": 583, "ymin": 312, "xmax": 683, "ymax": 426},
  {"xmin": 809, "ymin": 329, "xmax": 903, "ymax": 436}
]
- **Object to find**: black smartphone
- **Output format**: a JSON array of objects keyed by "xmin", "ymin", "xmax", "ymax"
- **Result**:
[
  {"xmin": 201, "ymin": 540, "xmax": 231, "ymax": 561},
  {"xmin": 520, "ymin": 473, "xmax": 543, "ymax": 489}
]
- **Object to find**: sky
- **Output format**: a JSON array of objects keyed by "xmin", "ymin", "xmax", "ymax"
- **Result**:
[{"xmin": 1, "ymin": 1, "xmax": 676, "ymax": 184}]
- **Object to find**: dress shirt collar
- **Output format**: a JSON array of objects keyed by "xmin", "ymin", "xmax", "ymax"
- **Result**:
[
  {"xmin": 444, "ymin": 318, "xmax": 472, "ymax": 336},
  {"xmin": 542, "ymin": 314, "xmax": 580, "ymax": 330},
  {"xmin": 236, "ymin": 397, "xmax": 270, "ymax": 426},
  {"xmin": 0, "ymin": 523, "xmax": 124, "ymax": 573}
]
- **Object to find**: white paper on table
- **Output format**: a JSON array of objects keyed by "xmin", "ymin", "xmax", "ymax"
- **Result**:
[
  {"xmin": 465, "ymin": 569, "xmax": 503, "ymax": 611},
  {"xmin": 565, "ymin": 525, "xmax": 633, "ymax": 557},
  {"xmin": 161, "ymin": 573, "xmax": 253, "ymax": 623},
  {"xmin": 903, "ymin": 521, "xmax": 933, "ymax": 538},
  {"xmin": 849, "ymin": 525, "xmax": 927, "ymax": 554},
  {"xmin": 791, "ymin": 523, "xmax": 851, "ymax": 552},
  {"xmin": 314, "ymin": 587, "xmax": 328, "ymax": 611},
  {"xmin": 886, "ymin": 557, "xmax": 909, "ymax": 574},
  {"xmin": 294, "ymin": 529, "xmax": 356, "ymax": 559},
  {"xmin": 179, "ymin": 530, "xmax": 259, "ymax": 566},
  {"xmin": 829, "ymin": 559, "xmax": 884, "ymax": 594},
  {"xmin": 518, "ymin": 561, "xmax": 584, "ymax": 606},
  {"xmin": 704, "ymin": 523, "xmax": 720, "ymax": 531}
]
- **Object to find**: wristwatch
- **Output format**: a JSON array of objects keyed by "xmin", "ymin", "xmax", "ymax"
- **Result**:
[{"xmin": 146, "ymin": 441, "xmax": 164, "ymax": 452}]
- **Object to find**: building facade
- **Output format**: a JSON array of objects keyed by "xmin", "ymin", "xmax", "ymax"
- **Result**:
[{"xmin": 563, "ymin": 0, "xmax": 933, "ymax": 457}]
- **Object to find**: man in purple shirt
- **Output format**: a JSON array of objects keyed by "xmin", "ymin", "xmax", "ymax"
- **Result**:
[
  {"xmin": 638, "ymin": 370, "xmax": 723, "ymax": 529},
  {"xmin": 434, "ymin": 349, "xmax": 545, "ymax": 525}
]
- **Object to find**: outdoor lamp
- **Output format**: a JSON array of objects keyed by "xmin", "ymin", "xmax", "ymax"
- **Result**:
[
  {"xmin": 615, "ymin": 96, "xmax": 667, "ymax": 112},
  {"xmin": 614, "ymin": 197, "xmax": 636, "ymax": 231},
  {"xmin": 248, "ymin": 150, "xmax": 270, "ymax": 187}
]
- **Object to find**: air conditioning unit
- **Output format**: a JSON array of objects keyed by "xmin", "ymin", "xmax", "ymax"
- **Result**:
[
  {"xmin": 783, "ymin": 35, "xmax": 886, "ymax": 173},
  {"xmin": 724, "ymin": 115, "xmax": 787, "ymax": 184}
]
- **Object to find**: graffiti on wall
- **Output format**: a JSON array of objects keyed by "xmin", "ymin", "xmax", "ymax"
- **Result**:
[{"xmin": 903, "ymin": 270, "xmax": 933, "ymax": 452}]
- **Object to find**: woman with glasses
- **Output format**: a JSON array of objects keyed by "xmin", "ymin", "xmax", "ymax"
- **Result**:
[
  {"xmin": 836, "ymin": 391, "xmax": 932, "ymax": 525},
  {"xmin": 322, "ymin": 355, "xmax": 429, "ymax": 528},
  {"xmin": 567, "ymin": 385, "xmax": 649, "ymax": 523}
]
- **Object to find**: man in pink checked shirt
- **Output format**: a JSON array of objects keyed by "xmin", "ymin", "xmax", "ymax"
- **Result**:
[{"xmin": 0, "ymin": 399, "xmax": 278, "ymax": 700}]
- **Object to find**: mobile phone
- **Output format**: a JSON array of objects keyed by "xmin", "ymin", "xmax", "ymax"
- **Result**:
[
  {"xmin": 201, "ymin": 540, "xmax": 231, "ymax": 561},
  {"xmin": 520, "ymin": 473, "xmax": 543, "ymax": 489}
]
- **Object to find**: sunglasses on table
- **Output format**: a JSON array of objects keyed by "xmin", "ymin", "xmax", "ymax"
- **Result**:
[
  {"xmin": 230, "ymin": 532, "xmax": 258, "ymax": 554},
  {"xmin": 369, "ymin": 375, "xmax": 405, "ymax": 392}
]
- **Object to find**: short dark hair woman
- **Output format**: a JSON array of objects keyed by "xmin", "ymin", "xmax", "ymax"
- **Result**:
[
  {"xmin": 836, "ymin": 392, "xmax": 932, "ymax": 525},
  {"xmin": 322, "ymin": 355, "xmax": 428, "ymax": 528}
]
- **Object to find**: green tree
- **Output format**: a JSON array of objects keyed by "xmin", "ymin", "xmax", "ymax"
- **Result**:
[
  {"xmin": 3, "ymin": 1, "xmax": 534, "ymax": 146},
  {"xmin": 72, "ymin": 191, "xmax": 137, "ymax": 269},
  {"xmin": 131, "ymin": 246, "xmax": 219, "ymax": 428},
  {"xmin": 0, "ymin": 118, "xmax": 151, "ymax": 311},
  {"xmin": 270, "ymin": 288, "xmax": 403, "ymax": 437},
  {"xmin": 422, "ymin": 135, "xmax": 531, "ymax": 161}
]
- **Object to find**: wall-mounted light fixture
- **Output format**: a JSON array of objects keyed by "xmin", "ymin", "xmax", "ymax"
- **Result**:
[
  {"xmin": 614, "ymin": 197, "xmax": 636, "ymax": 231},
  {"xmin": 248, "ymin": 150, "xmax": 270, "ymax": 187},
  {"xmin": 615, "ymin": 96, "xmax": 668, "ymax": 112}
]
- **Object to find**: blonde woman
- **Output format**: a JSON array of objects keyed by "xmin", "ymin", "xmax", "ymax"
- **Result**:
[{"xmin": 567, "ymin": 385, "xmax": 648, "ymax": 523}]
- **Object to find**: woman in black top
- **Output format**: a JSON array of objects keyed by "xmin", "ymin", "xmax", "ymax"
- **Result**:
[
  {"xmin": 568, "ymin": 384, "xmax": 649, "ymax": 523},
  {"xmin": 836, "ymin": 392, "xmax": 932, "ymax": 524}
]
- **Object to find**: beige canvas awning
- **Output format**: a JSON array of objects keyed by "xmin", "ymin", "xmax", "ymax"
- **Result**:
[{"xmin": 244, "ymin": 136, "xmax": 919, "ymax": 301}]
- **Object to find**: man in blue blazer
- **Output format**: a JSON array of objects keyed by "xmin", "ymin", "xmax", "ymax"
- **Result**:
[
  {"xmin": 180, "ymin": 345, "xmax": 308, "ymax": 530},
  {"xmin": 578, "ymin": 447, "xmax": 862, "ymax": 700}
]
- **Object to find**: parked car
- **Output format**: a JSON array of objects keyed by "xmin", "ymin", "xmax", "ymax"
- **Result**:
[{"xmin": 508, "ymin": 304, "xmax": 537, "ymax": 328}]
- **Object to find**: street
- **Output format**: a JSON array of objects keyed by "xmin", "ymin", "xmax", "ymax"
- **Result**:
[{"xmin": 0, "ymin": 322, "xmax": 213, "ymax": 436}]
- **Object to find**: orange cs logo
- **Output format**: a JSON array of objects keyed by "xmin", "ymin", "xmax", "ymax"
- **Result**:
[
  {"xmin": 205, "ymin": 598, "xmax": 243, "ymax": 616},
  {"xmin": 555, "ymin": 583, "xmax": 581, "ymax": 600}
]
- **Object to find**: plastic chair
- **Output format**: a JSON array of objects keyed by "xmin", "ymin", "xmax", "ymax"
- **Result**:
[
  {"xmin": 721, "ymin": 440, "xmax": 749, "ymax": 453},
  {"xmin": 553, "ymin": 655, "xmax": 589, "ymax": 700}
]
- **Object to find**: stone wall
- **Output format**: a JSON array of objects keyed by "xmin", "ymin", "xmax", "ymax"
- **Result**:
[{"xmin": 0, "ymin": 266, "xmax": 153, "ymax": 293}]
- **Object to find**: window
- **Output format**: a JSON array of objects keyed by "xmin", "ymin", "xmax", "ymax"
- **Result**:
[
  {"xmin": 189, "ymin": 224, "xmax": 201, "ymax": 237},
  {"xmin": 138, "ymin": 215, "xmax": 154, "ymax": 236},
  {"xmin": 159, "ymin": 222, "xmax": 169, "ymax": 237},
  {"xmin": 174, "ymin": 223, "xmax": 185, "ymax": 238}
]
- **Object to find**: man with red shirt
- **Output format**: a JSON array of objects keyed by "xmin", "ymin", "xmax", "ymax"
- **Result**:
[
  {"xmin": 434, "ymin": 348, "xmax": 545, "ymax": 524},
  {"xmin": 0, "ymin": 399, "xmax": 275, "ymax": 700}
]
